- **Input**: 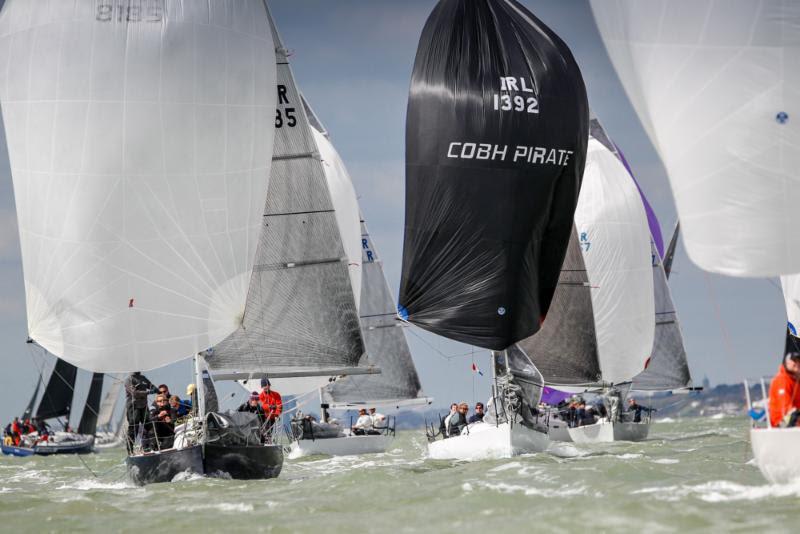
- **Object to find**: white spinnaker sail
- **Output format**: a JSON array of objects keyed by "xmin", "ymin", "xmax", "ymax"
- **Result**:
[
  {"xmin": 0, "ymin": 1, "xmax": 277, "ymax": 371},
  {"xmin": 312, "ymin": 128, "xmax": 362, "ymax": 308},
  {"xmin": 590, "ymin": 1, "xmax": 800, "ymax": 277},
  {"xmin": 781, "ymin": 275, "xmax": 800, "ymax": 338},
  {"xmin": 575, "ymin": 138, "xmax": 655, "ymax": 384}
]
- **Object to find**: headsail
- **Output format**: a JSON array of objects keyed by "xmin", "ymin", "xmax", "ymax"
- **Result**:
[
  {"xmin": 590, "ymin": 1, "xmax": 800, "ymax": 277},
  {"xmin": 77, "ymin": 373, "xmax": 104, "ymax": 435},
  {"xmin": 35, "ymin": 358, "xmax": 78, "ymax": 421},
  {"xmin": 322, "ymin": 219, "xmax": 427, "ymax": 407},
  {"xmin": 206, "ymin": 11, "xmax": 365, "ymax": 377},
  {"xmin": 518, "ymin": 122, "xmax": 654, "ymax": 386},
  {"xmin": 398, "ymin": 0, "xmax": 589, "ymax": 350},
  {"xmin": 0, "ymin": 0, "xmax": 277, "ymax": 371}
]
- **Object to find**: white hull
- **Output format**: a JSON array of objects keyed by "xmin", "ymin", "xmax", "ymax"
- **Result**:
[
  {"xmin": 94, "ymin": 431, "xmax": 124, "ymax": 450},
  {"xmin": 750, "ymin": 427, "xmax": 800, "ymax": 485},
  {"xmin": 567, "ymin": 420, "xmax": 650, "ymax": 443},
  {"xmin": 548, "ymin": 419, "xmax": 572, "ymax": 442},
  {"xmin": 427, "ymin": 422, "xmax": 549, "ymax": 461},
  {"xmin": 288, "ymin": 434, "xmax": 391, "ymax": 459}
]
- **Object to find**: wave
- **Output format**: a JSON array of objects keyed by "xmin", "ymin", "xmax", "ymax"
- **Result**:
[
  {"xmin": 57, "ymin": 479, "xmax": 135, "ymax": 491},
  {"xmin": 632, "ymin": 480, "xmax": 800, "ymax": 503}
]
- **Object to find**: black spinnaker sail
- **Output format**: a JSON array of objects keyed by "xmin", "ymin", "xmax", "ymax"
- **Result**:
[
  {"xmin": 398, "ymin": 0, "xmax": 589, "ymax": 350},
  {"xmin": 35, "ymin": 358, "xmax": 78, "ymax": 421},
  {"xmin": 77, "ymin": 373, "xmax": 104, "ymax": 435}
]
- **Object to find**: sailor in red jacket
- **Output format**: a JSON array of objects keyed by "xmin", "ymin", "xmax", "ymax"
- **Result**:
[
  {"xmin": 259, "ymin": 378, "xmax": 283, "ymax": 422},
  {"xmin": 769, "ymin": 352, "xmax": 800, "ymax": 427}
]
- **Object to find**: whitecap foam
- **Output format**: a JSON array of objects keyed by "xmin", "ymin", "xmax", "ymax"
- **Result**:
[
  {"xmin": 652, "ymin": 458, "xmax": 679, "ymax": 465},
  {"xmin": 462, "ymin": 482, "xmax": 473, "ymax": 492},
  {"xmin": 57, "ymin": 479, "xmax": 136, "ymax": 491},
  {"xmin": 709, "ymin": 413, "xmax": 728, "ymax": 420},
  {"xmin": 181, "ymin": 502, "xmax": 260, "ymax": 513},
  {"xmin": 488, "ymin": 461, "xmax": 523, "ymax": 473},
  {"xmin": 171, "ymin": 471, "xmax": 205, "ymax": 483},
  {"xmin": 633, "ymin": 480, "xmax": 800, "ymax": 503},
  {"xmin": 478, "ymin": 481, "xmax": 587, "ymax": 498},
  {"xmin": 655, "ymin": 417, "xmax": 676, "ymax": 424}
]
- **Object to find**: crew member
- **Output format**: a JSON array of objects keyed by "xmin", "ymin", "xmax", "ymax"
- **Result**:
[
  {"xmin": 149, "ymin": 394, "xmax": 176, "ymax": 449},
  {"xmin": 769, "ymin": 352, "xmax": 800, "ymax": 427},
  {"xmin": 238, "ymin": 392, "xmax": 265, "ymax": 418},
  {"xmin": 447, "ymin": 403, "xmax": 469, "ymax": 436},
  {"xmin": 468, "ymin": 402, "xmax": 485, "ymax": 424},
  {"xmin": 259, "ymin": 378, "xmax": 283, "ymax": 438},
  {"xmin": 125, "ymin": 371, "xmax": 156, "ymax": 452},
  {"xmin": 351, "ymin": 408, "xmax": 373, "ymax": 436},
  {"xmin": 369, "ymin": 407, "xmax": 386, "ymax": 429}
]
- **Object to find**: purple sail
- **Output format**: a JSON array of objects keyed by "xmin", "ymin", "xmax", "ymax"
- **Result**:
[
  {"xmin": 615, "ymin": 143, "xmax": 665, "ymax": 258},
  {"xmin": 541, "ymin": 386, "xmax": 571, "ymax": 406}
]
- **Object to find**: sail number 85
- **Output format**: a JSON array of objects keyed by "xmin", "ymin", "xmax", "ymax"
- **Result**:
[
  {"xmin": 493, "ymin": 94, "xmax": 539, "ymax": 114},
  {"xmin": 276, "ymin": 108, "xmax": 296, "ymax": 128}
]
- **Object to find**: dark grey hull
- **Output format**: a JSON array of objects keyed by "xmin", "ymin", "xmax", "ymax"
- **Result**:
[
  {"xmin": 203, "ymin": 443, "xmax": 283, "ymax": 480},
  {"xmin": 126, "ymin": 445, "xmax": 204, "ymax": 485}
]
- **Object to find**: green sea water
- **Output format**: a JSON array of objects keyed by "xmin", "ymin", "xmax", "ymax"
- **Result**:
[{"xmin": 1, "ymin": 416, "xmax": 798, "ymax": 533}]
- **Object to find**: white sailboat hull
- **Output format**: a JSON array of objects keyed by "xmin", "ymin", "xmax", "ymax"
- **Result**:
[
  {"xmin": 750, "ymin": 427, "xmax": 800, "ymax": 485},
  {"xmin": 288, "ymin": 434, "xmax": 391, "ymax": 459},
  {"xmin": 548, "ymin": 419, "xmax": 572, "ymax": 442},
  {"xmin": 567, "ymin": 420, "xmax": 650, "ymax": 443},
  {"xmin": 427, "ymin": 422, "xmax": 549, "ymax": 461},
  {"xmin": 94, "ymin": 431, "xmax": 124, "ymax": 450}
]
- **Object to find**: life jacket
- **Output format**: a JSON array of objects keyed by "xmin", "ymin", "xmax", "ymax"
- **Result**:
[
  {"xmin": 769, "ymin": 365, "xmax": 800, "ymax": 427},
  {"xmin": 259, "ymin": 390, "xmax": 283, "ymax": 420}
]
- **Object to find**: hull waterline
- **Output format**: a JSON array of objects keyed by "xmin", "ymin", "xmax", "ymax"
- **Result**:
[
  {"xmin": 203, "ymin": 443, "xmax": 283, "ymax": 479},
  {"xmin": 288, "ymin": 434, "xmax": 390, "ymax": 459},
  {"xmin": 567, "ymin": 421, "xmax": 650, "ymax": 443},
  {"xmin": 126, "ymin": 445, "xmax": 204, "ymax": 485},
  {"xmin": 427, "ymin": 422, "xmax": 549, "ymax": 461}
]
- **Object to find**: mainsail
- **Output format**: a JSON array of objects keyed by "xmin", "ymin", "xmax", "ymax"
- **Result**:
[
  {"xmin": 518, "ymin": 123, "xmax": 654, "ymax": 386},
  {"xmin": 322, "ymin": 219, "xmax": 427, "ymax": 407},
  {"xmin": 96, "ymin": 379, "xmax": 123, "ymax": 431},
  {"xmin": 590, "ymin": 1, "xmax": 800, "ymax": 277},
  {"xmin": 77, "ymin": 373, "xmax": 104, "ymax": 435},
  {"xmin": 0, "ymin": 0, "xmax": 277, "ymax": 372},
  {"xmin": 21, "ymin": 372, "xmax": 43, "ymax": 420},
  {"xmin": 663, "ymin": 223, "xmax": 680, "ymax": 280},
  {"xmin": 35, "ymin": 358, "xmax": 78, "ymax": 421},
  {"xmin": 399, "ymin": 0, "xmax": 589, "ymax": 350},
  {"xmin": 206, "ymin": 10, "xmax": 365, "ymax": 377}
]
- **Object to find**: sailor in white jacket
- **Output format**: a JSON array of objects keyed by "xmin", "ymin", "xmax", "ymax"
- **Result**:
[{"xmin": 351, "ymin": 408, "xmax": 373, "ymax": 435}]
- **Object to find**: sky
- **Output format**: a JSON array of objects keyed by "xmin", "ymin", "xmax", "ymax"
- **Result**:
[{"xmin": 0, "ymin": 0, "xmax": 788, "ymax": 424}]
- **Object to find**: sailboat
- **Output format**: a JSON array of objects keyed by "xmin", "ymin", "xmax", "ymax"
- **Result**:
[
  {"xmin": 204, "ymin": 8, "xmax": 377, "ymax": 467},
  {"xmin": 590, "ymin": 0, "xmax": 800, "ymax": 480},
  {"xmin": 288, "ymin": 214, "xmax": 432, "ymax": 458},
  {"xmin": 399, "ymin": 0, "xmax": 589, "ymax": 461},
  {"xmin": 94, "ymin": 378, "xmax": 125, "ymax": 449},
  {"xmin": 517, "ymin": 117, "xmax": 656, "ymax": 444},
  {"xmin": 2, "ymin": 352, "xmax": 97, "ymax": 456},
  {"xmin": 0, "ymin": 0, "xmax": 278, "ymax": 483}
]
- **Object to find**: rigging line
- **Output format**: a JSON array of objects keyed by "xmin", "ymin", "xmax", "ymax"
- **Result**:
[
  {"xmin": 701, "ymin": 272, "xmax": 745, "ymax": 377},
  {"xmin": 407, "ymin": 328, "xmax": 482, "ymax": 361}
]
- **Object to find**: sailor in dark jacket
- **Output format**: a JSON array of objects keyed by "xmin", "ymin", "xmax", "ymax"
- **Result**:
[
  {"xmin": 237, "ymin": 392, "xmax": 265, "ymax": 418},
  {"xmin": 447, "ymin": 403, "xmax": 469, "ymax": 436},
  {"xmin": 149, "ymin": 394, "xmax": 177, "ymax": 449},
  {"xmin": 125, "ymin": 372, "xmax": 156, "ymax": 452}
]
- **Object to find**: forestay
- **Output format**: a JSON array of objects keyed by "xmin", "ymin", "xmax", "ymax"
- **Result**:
[
  {"xmin": 591, "ymin": 1, "xmax": 800, "ymax": 277},
  {"xmin": 322, "ymin": 219, "xmax": 427, "ymax": 407},
  {"xmin": 399, "ymin": 0, "xmax": 589, "ymax": 350},
  {"xmin": 206, "ymin": 15, "xmax": 365, "ymax": 376},
  {"xmin": 0, "ymin": 0, "xmax": 277, "ymax": 371}
]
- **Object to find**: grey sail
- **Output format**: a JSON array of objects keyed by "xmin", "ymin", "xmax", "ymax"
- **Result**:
[
  {"xmin": 206, "ymin": 10, "xmax": 364, "ymax": 375},
  {"xmin": 322, "ymin": 220, "xmax": 426, "ymax": 406},
  {"xmin": 515, "ymin": 228, "xmax": 602, "ymax": 385},
  {"xmin": 632, "ymin": 241, "xmax": 692, "ymax": 391},
  {"xmin": 663, "ymin": 222, "xmax": 680, "ymax": 280},
  {"xmin": 96, "ymin": 379, "xmax": 122, "ymax": 431}
]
